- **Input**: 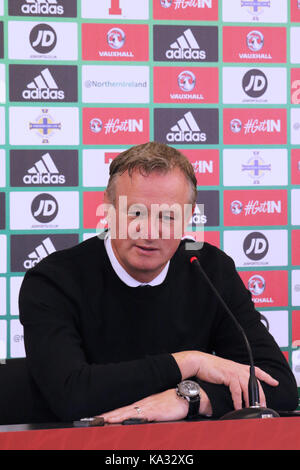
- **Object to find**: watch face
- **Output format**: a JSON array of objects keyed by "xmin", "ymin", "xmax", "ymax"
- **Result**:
[{"xmin": 178, "ymin": 380, "xmax": 200, "ymax": 398}]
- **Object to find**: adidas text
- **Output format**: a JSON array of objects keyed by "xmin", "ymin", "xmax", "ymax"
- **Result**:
[
  {"xmin": 166, "ymin": 49, "xmax": 206, "ymax": 60},
  {"xmin": 24, "ymin": 258, "xmax": 41, "ymax": 269},
  {"xmin": 23, "ymin": 174, "xmax": 66, "ymax": 185},
  {"xmin": 21, "ymin": 4, "xmax": 64, "ymax": 15},
  {"xmin": 166, "ymin": 130, "xmax": 207, "ymax": 143},
  {"xmin": 22, "ymin": 89, "xmax": 65, "ymax": 100}
]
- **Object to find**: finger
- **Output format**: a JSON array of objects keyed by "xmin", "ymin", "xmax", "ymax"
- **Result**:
[
  {"xmin": 254, "ymin": 367, "xmax": 279, "ymax": 386},
  {"xmin": 229, "ymin": 378, "xmax": 243, "ymax": 410},
  {"xmin": 101, "ymin": 411, "xmax": 141, "ymax": 423},
  {"xmin": 240, "ymin": 378, "xmax": 250, "ymax": 408},
  {"xmin": 100, "ymin": 405, "xmax": 140, "ymax": 423},
  {"xmin": 257, "ymin": 380, "xmax": 266, "ymax": 407},
  {"xmin": 99, "ymin": 412, "xmax": 128, "ymax": 423}
]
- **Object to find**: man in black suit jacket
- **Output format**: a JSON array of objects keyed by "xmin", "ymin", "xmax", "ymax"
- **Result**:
[{"xmin": 19, "ymin": 142, "xmax": 298, "ymax": 423}]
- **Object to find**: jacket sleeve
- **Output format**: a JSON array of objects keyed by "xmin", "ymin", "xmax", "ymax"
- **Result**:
[
  {"xmin": 195, "ymin": 252, "xmax": 298, "ymax": 418},
  {"xmin": 19, "ymin": 266, "xmax": 181, "ymax": 422}
]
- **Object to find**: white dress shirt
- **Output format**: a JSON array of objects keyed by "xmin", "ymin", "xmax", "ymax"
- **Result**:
[{"xmin": 104, "ymin": 235, "xmax": 170, "ymax": 287}]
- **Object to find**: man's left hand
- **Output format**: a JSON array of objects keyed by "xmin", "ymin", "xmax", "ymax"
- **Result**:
[
  {"xmin": 98, "ymin": 389, "xmax": 195, "ymax": 424},
  {"xmin": 98, "ymin": 386, "xmax": 213, "ymax": 423}
]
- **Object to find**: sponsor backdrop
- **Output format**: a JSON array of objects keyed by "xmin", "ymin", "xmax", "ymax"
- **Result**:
[{"xmin": 0, "ymin": 0, "xmax": 299, "ymax": 402}]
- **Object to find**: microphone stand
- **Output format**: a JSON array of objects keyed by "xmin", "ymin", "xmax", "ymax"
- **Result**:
[{"xmin": 190, "ymin": 256, "xmax": 280, "ymax": 420}]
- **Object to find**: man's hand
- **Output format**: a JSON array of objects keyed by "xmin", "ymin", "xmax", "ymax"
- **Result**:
[
  {"xmin": 98, "ymin": 352, "xmax": 279, "ymax": 424},
  {"xmin": 98, "ymin": 389, "xmax": 187, "ymax": 424},
  {"xmin": 98, "ymin": 387, "xmax": 211, "ymax": 424},
  {"xmin": 172, "ymin": 351, "xmax": 279, "ymax": 410}
]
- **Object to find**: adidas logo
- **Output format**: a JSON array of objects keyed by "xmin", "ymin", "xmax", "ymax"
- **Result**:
[
  {"xmin": 22, "ymin": 68, "xmax": 65, "ymax": 100},
  {"xmin": 190, "ymin": 204, "xmax": 207, "ymax": 226},
  {"xmin": 23, "ymin": 152, "xmax": 66, "ymax": 185},
  {"xmin": 24, "ymin": 237, "xmax": 56, "ymax": 269},
  {"xmin": 21, "ymin": 0, "xmax": 64, "ymax": 16},
  {"xmin": 166, "ymin": 28, "xmax": 206, "ymax": 60},
  {"xmin": 166, "ymin": 111, "xmax": 207, "ymax": 143}
]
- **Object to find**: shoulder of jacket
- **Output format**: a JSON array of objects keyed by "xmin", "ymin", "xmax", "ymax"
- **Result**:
[
  {"xmin": 27, "ymin": 235, "xmax": 105, "ymax": 275},
  {"xmin": 180, "ymin": 238, "xmax": 232, "ymax": 262}
]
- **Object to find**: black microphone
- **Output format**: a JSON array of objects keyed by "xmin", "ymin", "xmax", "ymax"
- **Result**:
[{"xmin": 190, "ymin": 255, "xmax": 280, "ymax": 420}]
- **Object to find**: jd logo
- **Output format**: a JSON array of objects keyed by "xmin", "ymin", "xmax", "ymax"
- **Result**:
[
  {"xmin": 31, "ymin": 193, "xmax": 58, "ymax": 223},
  {"xmin": 242, "ymin": 69, "xmax": 268, "ymax": 98},
  {"xmin": 29, "ymin": 24, "xmax": 57, "ymax": 53},
  {"xmin": 243, "ymin": 232, "xmax": 269, "ymax": 261}
]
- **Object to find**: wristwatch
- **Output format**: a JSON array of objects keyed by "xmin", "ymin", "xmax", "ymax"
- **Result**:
[{"xmin": 176, "ymin": 380, "xmax": 201, "ymax": 419}]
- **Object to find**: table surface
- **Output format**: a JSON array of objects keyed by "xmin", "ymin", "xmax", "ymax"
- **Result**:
[{"xmin": 1, "ymin": 414, "xmax": 300, "ymax": 450}]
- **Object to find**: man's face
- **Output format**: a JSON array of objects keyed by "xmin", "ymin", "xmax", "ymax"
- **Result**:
[{"xmin": 105, "ymin": 168, "xmax": 193, "ymax": 283}]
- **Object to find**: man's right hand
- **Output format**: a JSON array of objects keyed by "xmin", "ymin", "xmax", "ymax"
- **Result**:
[{"xmin": 172, "ymin": 351, "xmax": 279, "ymax": 411}]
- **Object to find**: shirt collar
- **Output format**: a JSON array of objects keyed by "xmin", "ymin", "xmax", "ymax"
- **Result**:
[{"xmin": 104, "ymin": 235, "xmax": 170, "ymax": 287}]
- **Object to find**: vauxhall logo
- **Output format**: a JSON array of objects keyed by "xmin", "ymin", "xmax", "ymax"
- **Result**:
[
  {"xmin": 247, "ymin": 31, "xmax": 264, "ymax": 52},
  {"xmin": 31, "ymin": 193, "xmax": 58, "ymax": 223},
  {"xmin": 177, "ymin": 71, "xmax": 196, "ymax": 92},
  {"xmin": 248, "ymin": 275, "xmax": 265, "ymax": 296},
  {"xmin": 107, "ymin": 28, "xmax": 126, "ymax": 50},
  {"xmin": 29, "ymin": 23, "xmax": 57, "ymax": 53},
  {"xmin": 247, "ymin": 274, "xmax": 274, "ymax": 305}
]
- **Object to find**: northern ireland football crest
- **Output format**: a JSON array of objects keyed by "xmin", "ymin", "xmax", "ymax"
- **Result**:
[{"xmin": 29, "ymin": 108, "xmax": 61, "ymax": 143}]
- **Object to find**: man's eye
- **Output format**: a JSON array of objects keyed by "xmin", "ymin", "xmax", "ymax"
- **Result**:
[
  {"xmin": 128, "ymin": 211, "xmax": 139, "ymax": 217},
  {"xmin": 128, "ymin": 210, "xmax": 143, "ymax": 218}
]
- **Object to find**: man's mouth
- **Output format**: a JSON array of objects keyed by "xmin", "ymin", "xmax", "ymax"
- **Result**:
[{"xmin": 135, "ymin": 245, "xmax": 158, "ymax": 253}]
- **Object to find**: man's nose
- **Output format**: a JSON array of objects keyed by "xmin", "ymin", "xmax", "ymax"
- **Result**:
[{"xmin": 136, "ymin": 215, "xmax": 161, "ymax": 240}]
